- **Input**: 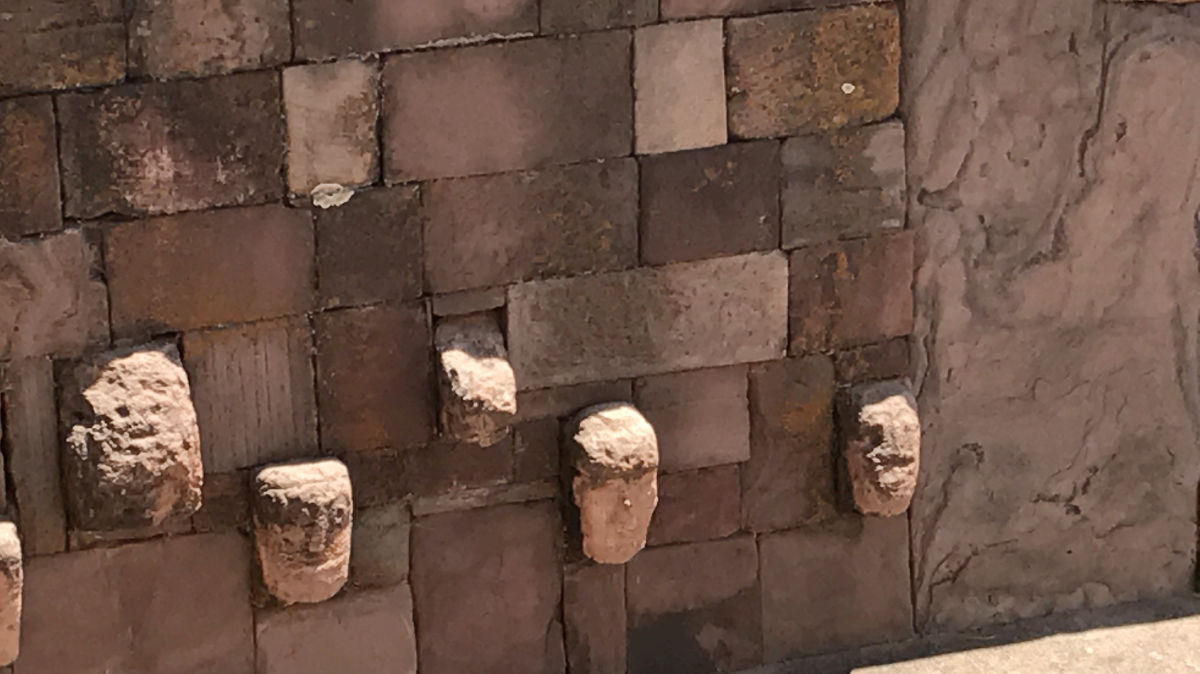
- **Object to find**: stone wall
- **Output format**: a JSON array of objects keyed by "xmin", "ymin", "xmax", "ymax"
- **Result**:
[{"xmin": 0, "ymin": 0, "xmax": 1195, "ymax": 672}]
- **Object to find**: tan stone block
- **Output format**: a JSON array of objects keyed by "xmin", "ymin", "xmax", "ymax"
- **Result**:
[
  {"xmin": 635, "ymin": 19, "xmax": 726, "ymax": 155},
  {"xmin": 129, "ymin": 0, "xmax": 290, "ymax": 79},
  {"xmin": 284, "ymin": 60, "xmax": 380, "ymax": 195}
]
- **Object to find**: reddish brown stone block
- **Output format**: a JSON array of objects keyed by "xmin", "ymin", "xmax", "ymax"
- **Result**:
[
  {"xmin": 128, "ymin": 0, "xmax": 290, "ymax": 79},
  {"xmin": 789, "ymin": 231, "xmax": 915, "ymax": 353},
  {"xmin": 565, "ymin": 562, "xmax": 626, "ymax": 674},
  {"xmin": 192, "ymin": 471, "xmax": 252, "ymax": 534},
  {"xmin": 105, "ymin": 205, "xmax": 314, "ymax": 336},
  {"xmin": 635, "ymin": 366, "xmax": 751, "ymax": 473},
  {"xmin": 647, "ymin": 465, "xmax": 741, "ymax": 546},
  {"xmin": 340, "ymin": 448, "xmax": 410, "ymax": 509},
  {"xmin": 382, "ymin": 32, "xmax": 632, "ymax": 181},
  {"xmin": 835, "ymin": 337, "xmax": 911, "ymax": 384},
  {"xmin": 424, "ymin": 159, "xmax": 637, "ymax": 293},
  {"xmin": 293, "ymin": 0, "xmax": 538, "ymax": 60},
  {"xmin": 542, "ymin": 0, "xmax": 656, "ymax": 32},
  {"xmin": 727, "ymin": 5, "xmax": 900, "ymax": 138},
  {"xmin": 516, "ymin": 380, "xmax": 634, "ymax": 422},
  {"xmin": 1, "ymin": 358, "xmax": 67, "ymax": 555},
  {"xmin": 58, "ymin": 71, "xmax": 283, "ymax": 218},
  {"xmin": 513, "ymin": 419, "xmax": 560, "ymax": 482},
  {"xmin": 0, "ymin": 2, "xmax": 124, "ymax": 96},
  {"xmin": 284, "ymin": 60, "xmax": 380, "ymax": 195},
  {"xmin": 408, "ymin": 437, "xmax": 515, "ymax": 499},
  {"xmin": 314, "ymin": 303, "xmax": 434, "ymax": 453},
  {"xmin": 0, "ymin": 97, "xmax": 60, "ymax": 238},
  {"xmin": 640, "ymin": 140, "xmax": 780, "ymax": 265},
  {"xmin": 315, "ymin": 185, "xmax": 422, "ymax": 309},
  {"xmin": 412, "ymin": 501, "xmax": 564, "ymax": 674}
]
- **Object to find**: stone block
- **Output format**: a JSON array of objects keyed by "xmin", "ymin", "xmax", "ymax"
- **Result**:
[
  {"xmin": 315, "ymin": 185, "xmax": 423, "ymax": 309},
  {"xmin": 436, "ymin": 314, "xmax": 518, "ymax": 446},
  {"xmin": 432, "ymin": 287, "xmax": 507, "ymax": 317},
  {"xmin": 760, "ymin": 516, "xmax": 912, "ymax": 660},
  {"xmin": 627, "ymin": 536, "xmax": 762, "ymax": 672},
  {"xmin": 514, "ymin": 419, "xmax": 561, "ymax": 482},
  {"xmin": 0, "ymin": 2, "xmax": 124, "ymax": 96},
  {"xmin": 647, "ymin": 465, "xmax": 741, "ymax": 546},
  {"xmin": 382, "ymin": 32, "xmax": 632, "ymax": 181},
  {"xmin": 253, "ymin": 459, "xmax": 353, "ymax": 604},
  {"xmin": 0, "ymin": 523, "xmax": 20, "ymax": 666},
  {"xmin": 314, "ymin": 302, "xmax": 434, "ymax": 452},
  {"xmin": 424, "ymin": 159, "xmax": 638, "ymax": 293},
  {"xmin": 634, "ymin": 20, "xmax": 726, "ymax": 154},
  {"xmin": 350, "ymin": 503, "xmax": 410, "ymax": 588},
  {"xmin": 789, "ymin": 231, "xmax": 915, "ymax": 352},
  {"xmin": 743, "ymin": 356, "xmax": 838, "ymax": 532},
  {"xmin": 783, "ymin": 121, "xmax": 906, "ymax": 248},
  {"xmin": 517, "ymin": 380, "xmax": 634, "ymax": 422},
  {"xmin": 835, "ymin": 338, "xmax": 911, "ymax": 384},
  {"xmin": 18, "ymin": 534, "xmax": 254, "ymax": 673},
  {"xmin": 840, "ymin": 379, "xmax": 920, "ymax": 517},
  {"xmin": 663, "ymin": 0, "xmax": 852, "ymax": 19},
  {"xmin": 128, "ymin": 0, "xmax": 290, "ymax": 79},
  {"xmin": 0, "ymin": 231, "xmax": 108, "ymax": 361},
  {"xmin": 640, "ymin": 140, "xmax": 780, "ymax": 265},
  {"xmin": 0, "ymin": 358, "xmax": 67, "ymax": 555},
  {"xmin": 634, "ymin": 365, "xmax": 751, "ymax": 473},
  {"xmin": 58, "ymin": 71, "xmax": 283, "ymax": 218},
  {"xmin": 542, "ymin": 0, "xmax": 656, "ymax": 32},
  {"xmin": 412, "ymin": 501, "xmax": 564, "ymax": 674},
  {"xmin": 105, "ymin": 204, "xmax": 314, "ymax": 337},
  {"xmin": 412, "ymin": 480, "xmax": 558, "ymax": 518},
  {"xmin": 0, "ymin": 96, "xmax": 60, "ymax": 238},
  {"xmin": 256, "ymin": 584, "xmax": 417, "ymax": 674},
  {"xmin": 284, "ymin": 60, "xmax": 380, "ymax": 195},
  {"xmin": 564, "ymin": 562, "xmax": 626, "ymax": 674},
  {"xmin": 508, "ymin": 252, "xmax": 788, "ymax": 389},
  {"xmin": 727, "ymin": 5, "xmax": 900, "ymax": 138},
  {"xmin": 183, "ymin": 318, "xmax": 318, "ymax": 474},
  {"xmin": 567, "ymin": 404, "xmax": 660, "ymax": 564},
  {"xmin": 59, "ymin": 342, "xmax": 203, "ymax": 533},
  {"xmin": 192, "ymin": 471, "xmax": 251, "ymax": 534},
  {"xmin": 407, "ymin": 437, "xmax": 515, "ymax": 499},
  {"xmin": 340, "ymin": 448, "xmax": 409, "ymax": 509},
  {"xmin": 293, "ymin": 0, "xmax": 538, "ymax": 60}
]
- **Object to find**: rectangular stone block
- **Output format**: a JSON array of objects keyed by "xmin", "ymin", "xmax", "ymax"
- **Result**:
[
  {"xmin": 541, "ymin": 0, "xmax": 656, "ymax": 32},
  {"xmin": 509, "ymin": 252, "xmax": 788, "ymax": 389},
  {"xmin": 382, "ymin": 32, "xmax": 632, "ymax": 181},
  {"xmin": 412, "ymin": 501, "xmax": 564, "ymax": 674},
  {"xmin": 635, "ymin": 366, "xmax": 751, "ymax": 472},
  {"xmin": 350, "ymin": 503, "xmax": 411, "ymax": 588},
  {"xmin": 1, "ymin": 358, "xmax": 67, "ymax": 555},
  {"xmin": 316, "ymin": 185, "xmax": 422, "ymax": 309},
  {"xmin": 58, "ymin": 71, "xmax": 283, "ymax": 218},
  {"xmin": 663, "ymin": 0, "xmax": 865, "ymax": 19},
  {"xmin": 182, "ymin": 318, "xmax": 318, "ymax": 473},
  {"xmin": 105, "ymin": 205, "xmax": 314, "ymax": 336},
  {"xmin": 408, "ymin": 438, "xmax": 515, "ymax": 499},
  {"xmin": 647, "ymin": 465, "xmax": 741, "ymax": 546},
  {"xmin": 743, "ymin": 356, "xmax": 838, "ymax": 532},
  {"xmin": 727, "ymin": 5, "xmax": 900, "ymax": 139},
  {"xmin": 789, "ymin": 231, "xmax": 915, "ymax": 352},
  {"xmin": 294, "ymin": 0, "xmax": 538, "ymax": 60},
  {"xmin": 0, "ymin": 2, "xmax": 124, "ymax": 96},
  {"xmin": 835, "ymin": 337, "xmax": 911, "ymax": 384},
  {"xmin": 19, "ymin": 534, "xmax": 254, "ymax": 673},
  {"xmin": 634, "ymin": 20, "xmax": 726, "ymax": 155},
  {"xmin": 432, "ymin": 287, "xmax": 507, "ymax": 317},
  {"xmin": 565, "ymin": 563, "xmax": 626, "ymax": 674},
  {"xmin": 760, "ymin": 516, "xmax": 913, "ymax": 660},
  {"xmin": 314, "ymin": 302, "xmax": 434, "ymax": 453},
  {"xmin": 284, "ymin": 60, "xmax": 380, "ymax": 195},
  {"xmin": 192, "ymin": 471, "xmax": 251, "ymax": 534},
  {"xmin": 257, "ymin": 584, "xmax": 417, "ymax": 674},
  {"xmin": 128, "ymin": 0, "xmax": 290, "ymax": 79},
  {"xmin": 513, "ymin": 419, "xmax": 560, "ymax": 483},
  {"xmin": 425, "ymin": 159, "xmax": 638, "ymax": 293},
  {"xmin": 783, "ymin": 121, "xmax": 906, "ymax": 247},
  {"xmin": 341, "ymin": 447, "xmax": 409, "ymax": 509},
  {"xmin": 412, "ymin": 481, "xmax": 558, "ymax": 518},
  {"xmin": 0, "ymin": 96, "xmax": 61, "ymax": 238},
  {"xmin": 516, "ymin": 380, "xmax": 634, "ymax": 422}
]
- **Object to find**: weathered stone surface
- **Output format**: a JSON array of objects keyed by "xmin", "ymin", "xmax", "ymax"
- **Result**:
[
  {"xmin": 509, "ymin": 252, "xmax": 788, "ymax": 389},
  {"xmin": 105, "ymin": 205, "xmax": 314, "ymax": 336},
  {"xmin": 517, "ymin": 380, "xmax": 634, "ymax": 422},
  {"xmin": 18, "ymin": 533, "xmax": 254, "ymax": 673},
  {"xmin": 640, "ymin": 140, "xmax": 780, "ymax": 265},
  {"xmin": 408, "ymin": 437, "xmax": 514, "ymax": 499},
  {"xmin": 256, "ymin": 584, "xmax": 417, "ymax": 674},
  {"xmin": 1, "ymin": 358, "xmax": 67, "ymax": 555},
  {"xmin": 627, "ymin": 536, "xmax": 762, "ymax": 672},
  {"xmin": 743, "ymin": 356, "xmax": 837, "ymax": 532},
  {"xmin": 432, "ymin": 287, "xmax": 507, "ymax": 317},
  {"xmin": 284, "ymin": 60, "xmax": 379, "ymax": 195},
  {"xmin": 412, "ymin": 480, "xmax": 558, "ymax": 517},
  {"xmin": 906, "ymin": 2, "xmax": 1200, "ymax": 631},
  {"xmin": 59, "ymin": 343, "xmax": 203, "ymax": 533},
  {"xmin": 634, "ymin": 20, "xmax": 727, "ymax": 154},
  {"xmin": 0, "ymin": 231, "xmax": 108, "ymax": 361},
  {"xmin": 383, "ymin": 32, "xmax": 632, "ymax": 181},
  {"xmin": 0, "ymin": 96, "xmax": 60, "ymax": 238},
  {"xmin": 315, "ymin": 185, "xmax": 422, "ymax": 309},
  {"xmin": 567, "ymin": 403, "xmax": 660, "ymax": 564},
  {"xmin": 350, "ymin": 503, "xmax": 410, "ymax": 588},
  {"xmin": 635, "ymin": 365, "xmax": 751, "ymax": 473},
  {"xmin": 294, "ymin": 0, "xmax": 538, "ymax": 59},
  {"xmin": 0, "ymin": 2, "xmax": 124, "ymax": 96},
  {"xmin": 663, "ymin": 0, "xmax": 867, "ymax": 19},
  {"xmin": 835, "ymin": 338, "xmax": 911, "ymax": 384},
  {"xmin": 314, "ymin": 302, "xmax": 434, "ymax": 452},
  {"xmin": 128, "ymin": 0, "xmax": 290, "ymax": 79},
  {"xmin": 564, "ymin": 562, "xmax": 626, "ymax": 674},
  {"xmin": 424, "ymin": 159, "xmax": 637, "ymax": 293},
  {"xmin": 514, "ymin": 420, "xmax": 561, "ymax": 481},
  {"xmin": 647, "ymin": 465, "xmax": 741, "ymax": 546},
  {"xmin": 760, "ymin": 515, "xmax": 912, "ymax": 660},
  {"xmin": 192, "ymin": 471, "xmax": 251, "ymax": 534},
  {"xmin": 58, "ymin": 71, "xmax": 283, "ymax": 218},
  {"xmin": 253, "ymin": 459, "xmax": 353, "ymax": 605},
  {"xmin": 412, "ymin": 501, "xmax": 564, "ymax": 674},
  {"xmin": 783, "ymin": 121, "xmax": 906, "ymax": 247},
  {"xmin": 436, "ymin": 314, "xmax": 518, "ymax": 446},
  {"xmin": 0, "ymin": 522, "xmax": 21, "ymax": 666},
  {"xmin": 727, "ymin": 5, "xmax": 900, "ymax": 138},
  {"xmin": 542, "ymin": 0, "xmax": 656, "ymax": 32},
  {"xmin": 340, "ymin": 448, "xmax": 408, "ymax": 509},
  {"xmin": 841, "ymin": 379, "xmax": 920, "ymax": 517}
]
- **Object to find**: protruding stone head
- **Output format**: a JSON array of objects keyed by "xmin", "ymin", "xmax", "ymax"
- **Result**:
[
  {"xmin": 0, "ymin": 521, "xmax": 21, "ymax": 666},
  {"xmin": 841, "ymin": 379, "xmax": 920, "ymax": 517},
  {"xmin": 253, "ymin": 459, "xmax": 353, "ymax": 604},
  {"xmin": 566, "ymin": 403, "xmax": 659, "ymax": 564},
  {"xmin": 436, "ymin": 313, "xmax": 518, "ymax": 447}
]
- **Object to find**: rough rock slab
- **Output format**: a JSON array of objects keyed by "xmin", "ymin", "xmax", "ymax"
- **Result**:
[
  {"xmin": 436, "ymin": 314, "xmax": 518, "ymax": 447},
  {"xmin": 840, "ymin": 379, "xmax": 920, "ymax": 517}
]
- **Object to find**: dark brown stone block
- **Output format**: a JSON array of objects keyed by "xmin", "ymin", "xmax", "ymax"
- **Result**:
[
  {"xmin": 513, "ymin": 419, "xmax": 561, "ymax": 483},
  {"xmin": 193, "ymin": 471, "xmax": 252, "ymax": 534},
  {"xmin": 663, "ymin": 0, "xmax": 869, "ymax": 19},
  {"xmin": 0, "ymin": 2, "xmax": 124, "ymax": 96},
  {"xmin": 0, "ymin": 97, "xmax": 60, "ymax": 239},
  {"xmin": 128, "ymin": 0, "xmax": 290, "ymax": 79},
  {"xmin": 634, "ymin": 366, "xmax": 751, "ymax": 473},
  {"xmin": 408, "ymin": 437, "xmax": 515, "ymax": 499},
  {"xmin": 316, "ymin": 185, "xmax": 423, "ymax": 308},
  {"xmin": 565, "ymin": 562, "xmax": 626, "ymax": 674},
  {"xmin": 340, "ymin": 448, "xmax": 410, "ymax": 509},
  {"xmin": 516, "ymin": 380, "xmax": 634, "ymax": 422},
  {"xmin": 647, "ymin": 465, "xmax": 741, "ymax": 546},
  {"xmin": 542, "ymin": 0, "xmax": 656, "ymax": 32},
  {"xmin": 835, "ymin": 337, "xmax": 911, "ymax": 384}
]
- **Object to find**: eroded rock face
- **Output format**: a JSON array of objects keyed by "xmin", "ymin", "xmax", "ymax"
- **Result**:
[
  {"xmin": 253, "ymin": 459, "xmax": 353, "ymax": 604},
  {"xmin": 566, "ymin": 403, "xmax": 659, "ymax": 564},
  {"xmin": 59, "ymin": 342, "xmax": 203, "ymax": 532},
  {"xmin": 841, "ymin": 379, "xmax": 920, "ymax": 517},
  {"xmin": 436, "ymin": 314, "xmax": 517, "ymax": 447},
  {"xmin": 0, "ymin": 521, "xmax": 22, "ymax": 666}
]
